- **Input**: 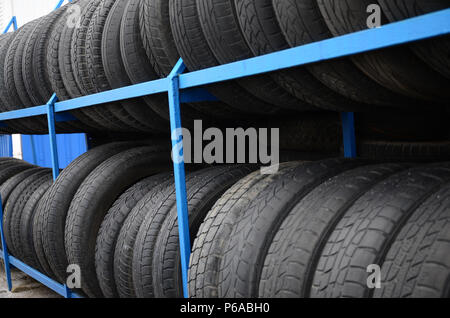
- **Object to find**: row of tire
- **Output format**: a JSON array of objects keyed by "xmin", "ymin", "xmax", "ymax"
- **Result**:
[
  {"xmin": 0, "ymin": 0, "xmax": 449, "ymax": 135},
  {"xmin": 1, "ymin": 144, "xmax": 450, "ymax": 298}
]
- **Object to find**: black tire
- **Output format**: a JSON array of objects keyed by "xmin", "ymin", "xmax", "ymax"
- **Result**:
[
  {"xmin": 195, "ymin": 0, "xmax": 312, "ymax": 111},
  {"xmin": 218, "ymin": 159, "xmax": 363, "ymax": 297},
  {"xmin": 140, "ymin": 0, "xmax": 241, "ymax": 121},
  {"xmin": 135, "ymin": 165, "xmax": 255, "ymax": 298},
  {"xmin": 170, "ymin": 0, "xmax": 286, "ymax": 115},
  {"xmin": 310, "ymin": 163, "xmax": 450, "ymax": 298},
  {"xmin": 379, "ymin": 0, "xmax": 450, "ymax": 79},
  {"xmin": 20, "ymin": 176, "xmax": 53, "ymax": 270},
  {"xmin": 269, "ymin": 0, "xmax": 406, "ymax": 107},
  {"xmin": 121, "ymin": 0, "xmax": 172, "ymax": 124},
  {"xmin": 32, "ymin": 189, "xmax": 57, "ymax": 279},
  {"xmin": 0, "ymin": 163, "xmax": 37, "ymax": 188},
  {"xmin": 0, "ymin": 167, "xmax": 41, "ymax": 207},
  {"xmin": 358, "ymin": 141, "xmax": 450, "ymax": 163},
  {"xmin": 95, "ymin": 172, "xmax": 173, "ymax": 298},
  {"xmin": 187, "ymin": 166, "xmax": 289, "ymax": 298},
  {"xmin": 4, "ymin": 169, "xmax": 51, "ymax": 259},
  {"xmin": 374, "ymin": 181, "xmax": 450, "ymax": 298},
  {"xmin": 42, "ymin": 141, "xmax": 145, "ymax": 283},
  {"xmin": 317, "ymin": 0, "xmax": 450, "ymax": 103},
  {"xmin": 4, "ymin": 21, "xmax": 43, "ymax": 133},
  {"xmin": 57, "ymin": 0, "xmax": 101, "ymax": 130},
  {"xmin": 87, "ymin": 0, "xmax": 146, "ymax": 132},
  {"xmin": 114, "ymin": 175, "xmax": 174, "ymax": 298},
  {"xmin": 102, "ymin": 0, "xmax": 166, "ymax": 133},
  {"xmin": 72, "ymin": 0, "xmax": 128, "ymax": 131},
  {"xmin": 64, "ymin": 146, "xmax": 170, "ymax": 297},
  {"xmin": 258, "ymin": 163, "xmax": 409, "ymax": 298}
]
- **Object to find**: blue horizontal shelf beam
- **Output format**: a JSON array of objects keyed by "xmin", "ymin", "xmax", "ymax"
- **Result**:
[
  {"xmin": 55, "ymin": 78, "xmax": 169, "ymax": 112},
  {"xmin": 0, "ymin": 106, "xmax": 47, "ymax": 121},
  {"xmin": 179, "ymin": 9, "xmax": 450, "ymax": 89},
  {"xmin": 0, "ymin": 251, "xmax": 81, "ymax": 298},
  {"xmin": 180, "ymin": 87, "xmax": 218, "ymax": 103}
]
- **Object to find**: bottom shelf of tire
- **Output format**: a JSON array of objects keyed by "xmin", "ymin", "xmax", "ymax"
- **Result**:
[{"xmin": 1, "ymin": 140, "xmax": 449, "ymax": 298}]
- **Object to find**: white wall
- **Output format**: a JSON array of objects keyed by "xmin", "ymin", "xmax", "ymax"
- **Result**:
[{"xmin": 0, "ymin": 0, "xmax": 61, "ymax": 29}]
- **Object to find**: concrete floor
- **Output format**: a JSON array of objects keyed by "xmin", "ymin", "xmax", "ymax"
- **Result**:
[{"xmin": 0, "ymin": 260, "xmax": 60, "ymax": 298}]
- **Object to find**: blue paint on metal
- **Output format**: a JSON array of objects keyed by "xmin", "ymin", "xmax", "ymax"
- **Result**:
[
  {"xmin": 0, "ymin": 135, "xmax": 13, "ymax": 157},
  {"xmin": 46, "ymin": 94, "xmax": 60, "ymax": 180},
  {"xmin": 0, "ymin": 253, "xmax": 81, "ymax": 298},
  {"xmin": 55, "ymin": 111, "xmax": 78, "ymax": 122},
  {"xmin": 2, "ymin": 16, "xmax": 18, "ymax": 34},
  {"xmin": 168, "ymin": 59, "xmax": 191, "ymax": 298},
  {"xmin": 341, "ymin": 112, "xmax": 357, "ymax": 158},
  {"xmin": 21, "ymin": 134, "xmax": 87, "ymax": 168},
  {"xmin": 180, "ymin": 88, "xmax": 218, "ymax": 103},
  {"xmin": 0, "ymin": 195, "xmax": 12, "ymax": 291}
]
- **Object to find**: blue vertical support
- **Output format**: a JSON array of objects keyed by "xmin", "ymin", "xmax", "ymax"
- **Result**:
[
  {"xmin": 341, "ymin": 112, "xmax": 357, "ymax": 158},
  {"xmin": 0, "ymin": 196, "xmax": 12, "ymax": 291},
  {"xmin": 54, "ymin": 0, "xmax": 72, "ymax": 10},
  {"xmin": 46, "ymin": 94, "xmax": 60, "ymax": 180},
  {"xmin": 167, "ymin": 59, "xmax": 191, "ymax": 298},
  {"xmin": 2, "ymin": 16, "xmax": 18, "ymax": 34}
]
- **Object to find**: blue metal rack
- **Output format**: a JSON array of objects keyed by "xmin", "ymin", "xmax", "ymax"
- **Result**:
[{"xmin": 0, "ymin": 3, "xmax": 448, "ymax": 298}]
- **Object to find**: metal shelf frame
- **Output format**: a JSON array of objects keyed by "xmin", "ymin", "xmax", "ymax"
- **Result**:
[{"xmin": 0, "ymin": 2, "xmax": 448, "ymax": 298}]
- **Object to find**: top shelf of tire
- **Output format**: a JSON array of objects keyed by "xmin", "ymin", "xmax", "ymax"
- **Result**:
[{"xmin": 0, "ymin": 0, "xmax": 448, "ymax": 135}]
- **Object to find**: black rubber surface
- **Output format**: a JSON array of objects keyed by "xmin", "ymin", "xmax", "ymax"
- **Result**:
[
  {"xmin": 270, "ymin": 0, "xmax": 406, "ymax": 107},
  {"xmin": 310, "ymin": 163, "xmax": 450, "ymax": 298},
  {"xmin": 134, "ymin": 165, "xmax": 255, "ymax": 298},
  {"xmin": 379, "ymin": 0, "xmax": 450, "ymax": 79},
  {"xmin": 95, "ymin": 172, "xmax": 173, "ymax": 298},
  {"xmin": 170, "ymin": 0, "xmax": 285, "ymax": 115},
  {"xmin": 64, "ymin": 146, "xmax": 170, "ymax": 297},
  {"xmin": 317, "ymin": 0, "xmax": 450, "ymax": 103},
  {"xmin": 42, "ymin": 141, "xmax": 145, "ymax": 283},
  {"xmin": 374, "ymin": 180, "xmax": 450, "ymax": 298},
  {"xmin": 0, "ymin": 167, "xmax": 41, "ymax": 205},
  {"xmin": 258, "ymin": 163, "xmax": 409, "ymax": 298},
  {"xmin": 218, "ymin": 159, "xmax": 363, "ymax": 297}
]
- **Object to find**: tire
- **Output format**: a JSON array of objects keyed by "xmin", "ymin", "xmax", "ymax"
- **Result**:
[
  {"xmin": 4, "ymin": 169, "xmax": 51, "ymax": 259},
  {"xmin": 218, "ymin": 159, "xmax": 363, "ymax": 297},
  {"xmin": 310, "ymin": 163, "xmax": 450, "ymax": 298},
  {"xmin": 87, "ymin": 0, "xmax": 147, "ymax": 132},
  {"xmin": 64, "ymin": 146, "xmax": 171, "ymax": 297},
  {"xmin": 4, "ymin": 21, "xmax": 44, "ymax": 133},
  {"xmin": 0, "ymin": 163, "xmax": 37, "ymax": 188},
  {"xmin": 135, "ymin": 165, "xmax": 255, "ymax": 298},
  {"xmin": 317, "ymin": 0, "xmax": 450, "ymax": 103},
  {"xmin": 72, "ymin": 0, "xmax": 128, "ymax": 131},
  {"xmin": 140, "ymin": 0, "xmax": 241, "ymax": 121},
  {"xmin": 120, "ymin": 0, "xmax": 172, "ymax": 124},
  {"xmin": 95, "ymin": 172, "xmax": 173, "ymax": 298},
  {"xmin": 170, "ymin": 0, "xmax": 286, "ymax": 115},
  {"xmin": 374, "ymin": 181, "xmax": 450, "ymax": 298},
  {"xmin": 0, "ymin": 167, "xmax": 41, "ymax": 205},
  {"xmin": 378, "ymin": 0, "xmax": 450, "ymax": 79},
  {"xmin": 358, "ymin": 141, "xmax": 450, "ymax": 163},
  {"xmin": 188, "ymin": 163, "xmax": 298, "ymax": 298},
  {"xmin": 20, "ymin": 176, "xmax": 53, "ymax": 270},
  {"xmin": 269, "ymin": 0, "xmax": 406, "ymax": 107},
  {"xmin": 195, "ymin": 0, "xmax": 312, "ymax": 111},
  {"xmin": 102, "ymin": 0, "xmax": 166, "ymax": 133},
  {"xmin": 114, "ymin": 175, "xmax": 174, "ymax": 298},
  {"xmin": 258, "ymin": 163, "xmax": 409, "ymax": 298},
  {"xmin": 42, "ymin": 141, "xmax": 145, "ymax": 283},
  {"xmin": 33, "ymin": 189, "xmax": 57, "ymax": 279},
  {"xmin": 22, "ymin": 10, "xmax": 75, "ymax": 133},
  {"xmin": 13, "ymin": 174, "xmax": 52, "ymax": 265}
]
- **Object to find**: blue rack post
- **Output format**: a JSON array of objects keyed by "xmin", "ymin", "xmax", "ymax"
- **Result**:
[
  {"xmin": 168, "ymin": 59, "xmax": 191, "ymax": 298},
  {"xmin": 46, "ymin": 94, "xmax": 60, "ymax": 180},
  {"xmin": 0, "ymin": 196, "xmax": 13, "ymax": 291},
  {"xmin": 0, "ymin": 8, "xmax": 447, "ymax": 297}
]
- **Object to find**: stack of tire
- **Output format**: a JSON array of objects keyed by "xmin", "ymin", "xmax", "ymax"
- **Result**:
[
  {"xmin": 0, "ymin": 0, "xmax": 448, "ymax": 135},
  {"xmin": 1, "ymin": 141, "xmax": 450, "ymax": 298}
]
